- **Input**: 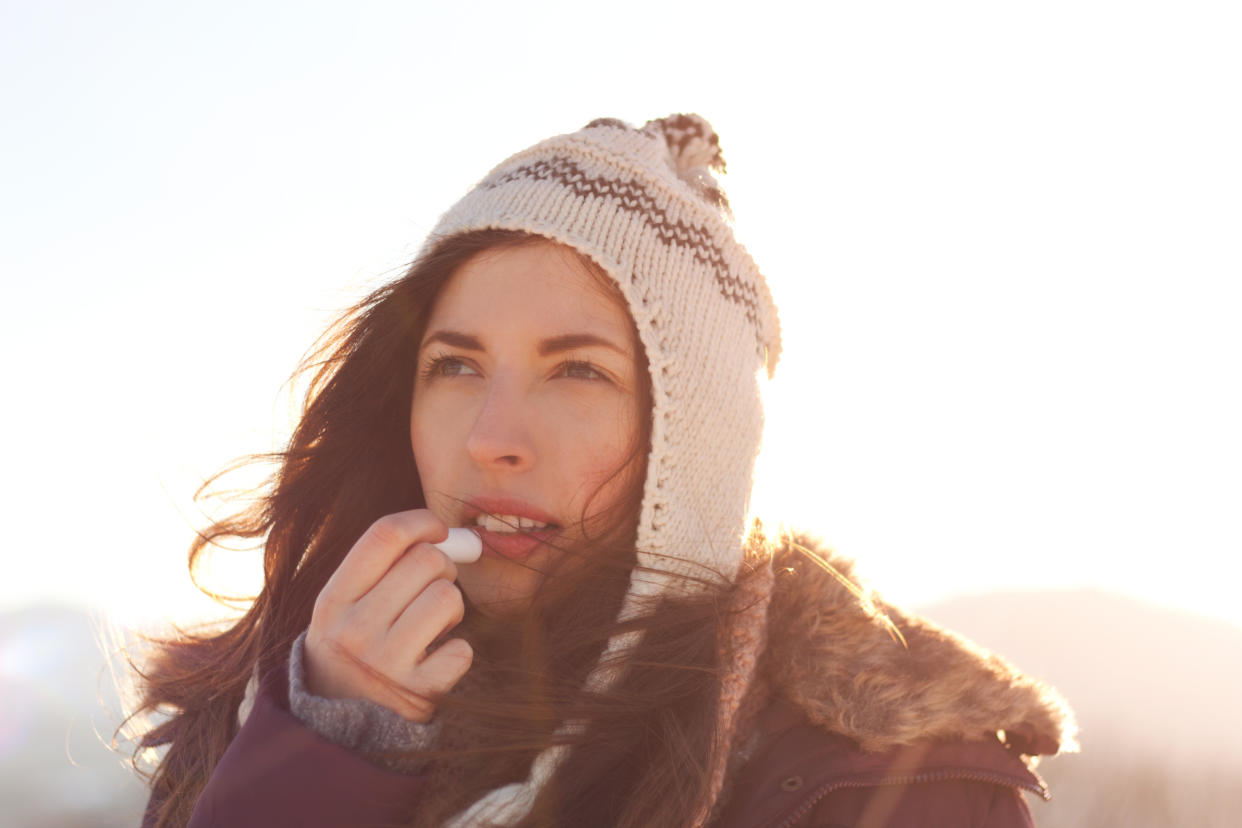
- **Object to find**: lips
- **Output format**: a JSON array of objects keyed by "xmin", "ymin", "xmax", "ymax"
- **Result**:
[{"xmin": 464, "ymin": 496, "xmax": 561, "ymax": 561}]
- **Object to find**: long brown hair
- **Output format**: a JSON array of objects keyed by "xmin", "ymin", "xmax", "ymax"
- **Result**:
[{"xmin": 128, "ymin": 230, "xmax": 756, "ymax": 827}]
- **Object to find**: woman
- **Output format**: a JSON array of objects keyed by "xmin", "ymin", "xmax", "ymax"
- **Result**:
[{"xmin": 131, "ymin": 114, "xmax": 1075, "ymax": 827}]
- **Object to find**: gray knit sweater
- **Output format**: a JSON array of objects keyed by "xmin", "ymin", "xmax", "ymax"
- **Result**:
[{"xmin": 285, "ymin": 630, "xmax": 439, "ymax": 773}]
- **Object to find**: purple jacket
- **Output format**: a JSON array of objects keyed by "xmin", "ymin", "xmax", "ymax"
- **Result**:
[{"xmin": 149, "ymin": 665, "xmax": 1044, "ymax": 828}]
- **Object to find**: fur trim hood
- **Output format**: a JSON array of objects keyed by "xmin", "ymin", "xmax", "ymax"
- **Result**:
[{"xmin": 753, "ymin": 529, "xmax": 1078, "ymax": 759}]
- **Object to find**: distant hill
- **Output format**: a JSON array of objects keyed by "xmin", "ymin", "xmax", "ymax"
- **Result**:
[
  {"xmin": 917, "ymin": 589, "xmax": 1242, "ymax": 828},
  {"xmin": 0, "ymin": 605, "xmax": 147, "ymax": 827}
]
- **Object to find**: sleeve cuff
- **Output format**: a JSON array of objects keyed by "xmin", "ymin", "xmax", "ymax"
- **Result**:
[{"xmin": 287, "ymin": 629, "xmax": 440, "ymax": 773}]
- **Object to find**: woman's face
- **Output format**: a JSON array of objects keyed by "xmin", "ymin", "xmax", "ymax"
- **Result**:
[{"xmin": 410, "ymin": 241, "xmax": 644, "ymax": 616}]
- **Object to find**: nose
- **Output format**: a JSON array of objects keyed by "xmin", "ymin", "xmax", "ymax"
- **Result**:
[{"xmin": 465, "ymin": 379, "xmax": 535, "ymax": 471}]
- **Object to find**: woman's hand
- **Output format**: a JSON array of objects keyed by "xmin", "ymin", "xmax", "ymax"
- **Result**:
[{"xmin": 304, "ymin": 510, "xmax": 474, "ymax": 722}]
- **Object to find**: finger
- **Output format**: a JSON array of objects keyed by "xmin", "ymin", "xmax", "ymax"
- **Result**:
[
  {"xmin": 386, "ymin": 577, "xmax": 466, "ymax": 657},
  {"xmin": 319, "ymin": 511, "xmax": 448, "ymax": 609},
  {"xmin": 407, "ymin": 637, "xmax": 474, "ymax": 698},
  {"xmin": 382, "ymin": 639, "xmax": 474, "ymax": 723},
  {"xmin": 353, "ymin": 544, "xmax": 458, "ymax": 632}
]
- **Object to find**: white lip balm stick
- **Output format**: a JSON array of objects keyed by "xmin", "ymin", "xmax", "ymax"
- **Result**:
[{"xmin": 432, "ymin": 527, "xmax": 483, "ymax": 563}]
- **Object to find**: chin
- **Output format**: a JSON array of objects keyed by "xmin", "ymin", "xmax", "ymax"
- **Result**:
[{"xmin": 458, "ymin": 566, "xmax": 542, "ymax": 618}]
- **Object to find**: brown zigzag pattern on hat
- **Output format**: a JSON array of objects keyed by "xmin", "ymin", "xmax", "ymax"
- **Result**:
[{"xmin": 483, "ymin": 156, "xmax": 766, "ymax": 352}]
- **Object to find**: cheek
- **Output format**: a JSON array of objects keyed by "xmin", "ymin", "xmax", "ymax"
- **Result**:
[
  {"xmin": 410, "ymin": 400, "xmax": 450, "ymax": 487},
  {"xmin": 559, "ymin": 401, "xmax": 642, "ymax": 499}
]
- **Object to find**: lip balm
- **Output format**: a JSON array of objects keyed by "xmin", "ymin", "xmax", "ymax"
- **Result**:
[{"xmin": 432, "ymin": 527, "xmax": 483, "ymax": 563}]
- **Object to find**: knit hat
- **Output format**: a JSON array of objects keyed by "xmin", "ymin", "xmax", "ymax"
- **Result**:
[{"xmin": 422, "ymin": 114, "xmax": 782, "ymax": 826}]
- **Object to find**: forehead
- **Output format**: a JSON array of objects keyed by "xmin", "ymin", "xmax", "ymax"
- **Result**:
[{"xmin": 424, "ymin": 241, "xmax": 635, "ymax": 342}]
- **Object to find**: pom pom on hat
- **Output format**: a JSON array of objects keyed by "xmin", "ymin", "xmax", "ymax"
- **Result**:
[
  {"xmin": 643, "ymin": 113, "xmax": 726, "ymax": 172},
  {"xmin": 642, "ymin": 114, "xmax": 731, "ymax": 214}
]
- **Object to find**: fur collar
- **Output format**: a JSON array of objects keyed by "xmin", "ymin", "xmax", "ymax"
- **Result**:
[{"xmin": 753, "ymin": 529, "xmax": 1077, "ymax": 758}]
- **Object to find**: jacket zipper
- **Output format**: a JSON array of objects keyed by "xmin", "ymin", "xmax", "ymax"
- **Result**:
[{"xmin": 769, "ymin": 769, "xmax": 1048, "ymax": 828}]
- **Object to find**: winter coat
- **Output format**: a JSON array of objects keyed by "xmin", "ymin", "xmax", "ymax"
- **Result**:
[{"xmin": 146, "ymin": 534, "xmax": 1074, "ymax": 827}]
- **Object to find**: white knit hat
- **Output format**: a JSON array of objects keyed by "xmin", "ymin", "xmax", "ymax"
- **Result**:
[{"xmin": 424, "ymin": 114, "xmax": 781, "ymax": 825}]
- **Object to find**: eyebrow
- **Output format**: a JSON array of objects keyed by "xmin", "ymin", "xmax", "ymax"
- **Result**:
[{"xmin": 421, "ymin": 329, "xmax": 630, "ymax": 357}]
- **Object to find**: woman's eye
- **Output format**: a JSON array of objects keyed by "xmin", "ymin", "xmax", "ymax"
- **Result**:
[
  {"xmin": 421, "ymin": 355, "xmax": 477, "ymax": 379},
  {"xmin": 559, "ymin": 360, "xmax": 606, "ymax": 381}
]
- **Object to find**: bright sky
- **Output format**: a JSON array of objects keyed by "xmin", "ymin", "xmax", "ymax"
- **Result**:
[{"xmin": 2, "ymin": 1, "xmax": 1239, "ymax": 630}]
